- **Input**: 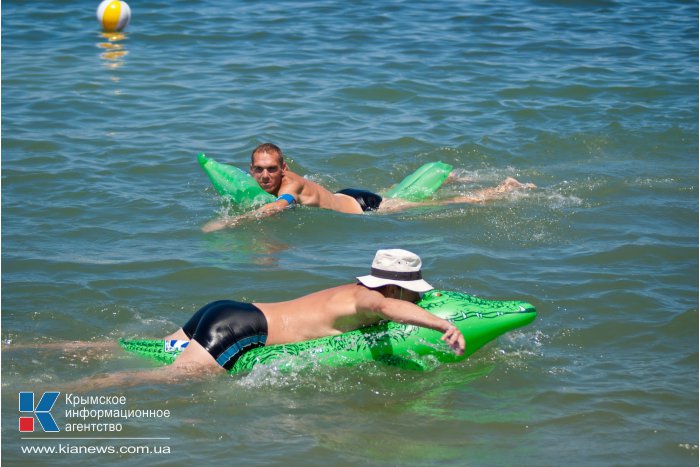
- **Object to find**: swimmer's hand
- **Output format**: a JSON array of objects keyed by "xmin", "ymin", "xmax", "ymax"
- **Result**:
[
  {"xmin": 202, "ymin": 201, "xmax": 290, "ymax": 233},
  {"xmin": 202, "ymin": 218, "xmax": 238, "ymax": 232},
  {"xmin": 441, "ymin": 325, "xmax": 465, "ymax": 356}
]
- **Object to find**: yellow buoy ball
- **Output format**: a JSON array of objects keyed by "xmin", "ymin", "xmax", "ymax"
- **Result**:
[{"xmin": 96, "ymin": 0, "xmax": 131, "ymax": 32}]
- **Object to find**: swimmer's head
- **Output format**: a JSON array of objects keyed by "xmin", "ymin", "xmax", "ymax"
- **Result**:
[
  {"xmin": 251, "ymin": 143, "xmax": 284, "ymax": 166},
  {"xmin": 357, "ymin": 249, "xmax": 432, "ymax": 303},
  {"xmin": 250, "ymin": 143, "xmax": 287, "ymax": 194}
]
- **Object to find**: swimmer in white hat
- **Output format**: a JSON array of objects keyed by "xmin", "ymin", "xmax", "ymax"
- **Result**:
[{"xmin": 66, "ymin": 249, "xmax": 464, "ymax": 390}]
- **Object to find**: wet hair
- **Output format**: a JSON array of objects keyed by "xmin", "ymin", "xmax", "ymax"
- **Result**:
[{"xmin": 251, "ymin": 143, "xmax": 284, "ymax": 165}]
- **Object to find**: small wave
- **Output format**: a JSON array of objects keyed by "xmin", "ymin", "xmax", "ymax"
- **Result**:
[{"xmin": 234, "ymin": 352, "xmax": 371, "ymax": 392}]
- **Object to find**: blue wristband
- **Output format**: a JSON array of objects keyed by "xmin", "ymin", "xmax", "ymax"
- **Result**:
[{"xmin": 276, "ymin": 193, "xmax": 297, "ymax": 205}]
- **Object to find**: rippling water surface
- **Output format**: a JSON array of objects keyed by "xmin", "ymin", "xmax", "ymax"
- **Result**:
[{"xmin": 2, "ymin": 0, "xmax": 698, "ymax": 465}]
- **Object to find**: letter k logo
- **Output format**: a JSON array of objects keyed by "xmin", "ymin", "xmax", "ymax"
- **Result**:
[{"xmin": 19, "ymin": 392, "xmax": 60, "ymax": 432}]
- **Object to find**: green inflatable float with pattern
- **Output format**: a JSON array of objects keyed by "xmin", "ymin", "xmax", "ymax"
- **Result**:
[{"xmin": 119, "ymin": 290, "xmax": 536, "ymax": 374}]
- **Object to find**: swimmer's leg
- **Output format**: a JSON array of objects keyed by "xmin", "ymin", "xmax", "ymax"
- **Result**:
[
  {"xmin": 445, "ymin": 170, "xmax": 473, "ymax": 184},
  {"xmin": 378, "ymin": 177, "xmax": 535, "ymax": 212},
  {"xmin": 376, "ymin": 198, "xmax": 423, "ymax": 213},
  {"xmin": 445, "ymin": 177, "xmax": 536, "ymax": 203},
  {"xmin": 163, "ymin": 328, "xmax": 189, "ymax": 341},
  {"xmin": 170, "ymin": 338, "xmax": 222, "ymax": 370},
  {"xmin": 14, "ymin": 329, "xmax": 191, "ymax": 354},
  {"xmin": 3, "ymin": 340, "xmax": 120, "ymax": 352},
  {"xmin": 63, "ymin": 340, "xmax": 223, "ymax": 392}
]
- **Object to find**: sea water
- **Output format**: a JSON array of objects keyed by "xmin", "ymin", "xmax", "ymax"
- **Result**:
[{"xmin": 2, "ymin": 0, "xmax": 697, "ymax": 465}]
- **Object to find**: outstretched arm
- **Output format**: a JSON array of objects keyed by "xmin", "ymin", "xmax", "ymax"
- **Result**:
[
  {"xmin": 201, "ymin": 197, "xmax": 293, "ymax": 232},
  {"xmin": 356, "ymin": 289, "xmax": 465, "ymax": 355}
]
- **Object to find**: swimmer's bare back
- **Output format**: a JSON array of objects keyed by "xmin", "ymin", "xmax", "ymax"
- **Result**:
[{"xmin": 281, "ymin": 171, "xmax": 364, "ymax": 214}]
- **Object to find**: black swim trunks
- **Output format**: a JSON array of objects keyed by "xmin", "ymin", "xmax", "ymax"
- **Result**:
[
  {"xmin": 182, "ymin": 300, "xmax": 268, "ymax": 370},
  {"xmin": 336, "ymin": 188, "xmax": 383, "ymax": 212}
]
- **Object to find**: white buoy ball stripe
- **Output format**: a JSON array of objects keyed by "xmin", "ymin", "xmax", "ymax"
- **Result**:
[{"xmin": 96, "ymin": 0, "xmax": 131, "ymax": 32}]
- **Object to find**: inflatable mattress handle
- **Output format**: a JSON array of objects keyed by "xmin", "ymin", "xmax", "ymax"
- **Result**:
[
  {"xmin": 385, "ymin": 161, "xmax": 453, "ymax": 201},
  {"xmin": 198, "ymin": 153, "xmax": 275, "ymax": 208}
]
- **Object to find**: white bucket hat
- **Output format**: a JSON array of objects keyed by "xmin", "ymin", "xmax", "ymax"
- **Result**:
[{"xmin": 357, "ymin": 249, "xmax": 433, "ymax": 293}]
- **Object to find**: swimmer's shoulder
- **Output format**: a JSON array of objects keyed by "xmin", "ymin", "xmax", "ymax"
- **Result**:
[{"xmin": 280, "ymin": 171, "xmax": 306, "ymax": 191}]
